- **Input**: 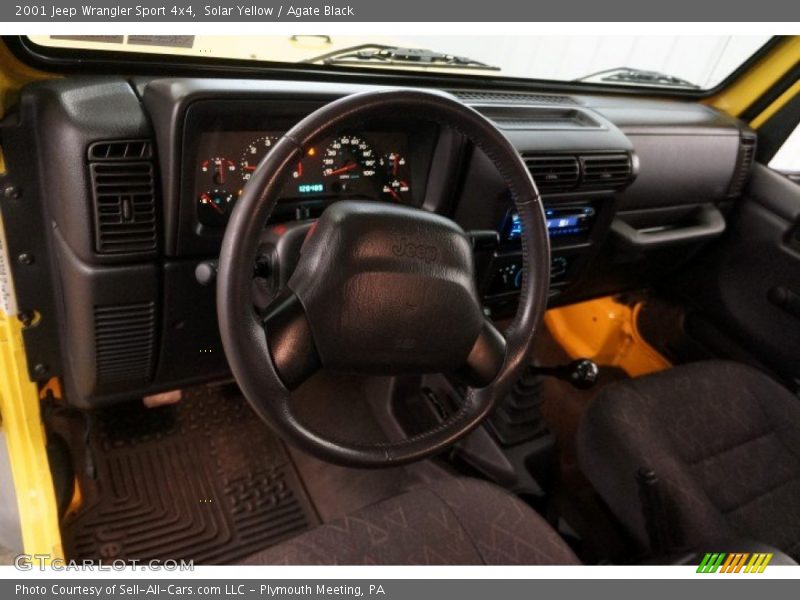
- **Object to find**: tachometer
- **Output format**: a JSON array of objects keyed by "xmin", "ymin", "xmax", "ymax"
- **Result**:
[
  {"xmin": 240, "ymin": 135, "xmax": 279, "ymax": 181},
  {"xmin": 322, "ymin": 135, "xmax": 377, "ymax": 180}
]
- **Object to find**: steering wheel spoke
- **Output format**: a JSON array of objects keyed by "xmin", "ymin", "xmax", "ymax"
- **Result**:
[
  {"xmin": 453, "ymin": 318, "xmax": 507, "ymax": 388},
  {"xmin": 262, "ymin": 289, "xmax": 320, "ymax": 390}
]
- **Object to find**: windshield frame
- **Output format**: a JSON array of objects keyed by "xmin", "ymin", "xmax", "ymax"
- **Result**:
[{"xmin": 7, "ymin": 34, "xmax": 782, "ymax": 99}]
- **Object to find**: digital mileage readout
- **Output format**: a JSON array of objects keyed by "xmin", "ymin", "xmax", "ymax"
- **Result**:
[{"xmin": 298, "ymin": 183, "xmax": 325, "ymax": 194}]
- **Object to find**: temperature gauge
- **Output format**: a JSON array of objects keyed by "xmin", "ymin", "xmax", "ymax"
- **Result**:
[
  {"xmin": 201, "ymin": 157, "xmax": 236, "ymax": 185},
  {"xmin": 197, "ymin": 188, "xmax": 235, "ymax": 226}
]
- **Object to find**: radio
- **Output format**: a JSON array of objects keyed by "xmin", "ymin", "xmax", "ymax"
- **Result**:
[{"xmin": 503, "ymin": 205, "xmax": 596, "ymax": 245}]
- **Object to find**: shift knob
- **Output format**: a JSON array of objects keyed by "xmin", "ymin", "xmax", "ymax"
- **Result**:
[
  {"xmin": 567, "ymin": 358, "xmax": 600, "ymax": 389},
  {"xmin": 529, "ymin": 358, "xmax": 600, "ymax": 390}
]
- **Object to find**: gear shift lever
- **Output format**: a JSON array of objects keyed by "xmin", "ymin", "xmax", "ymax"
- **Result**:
[
  {"xmin": 487, "ymin": 358, "xmax": 599, "ymax": 447},
  {"xmin": 531, "ymin": 359, "xmax": 600, "ymax": 390}
]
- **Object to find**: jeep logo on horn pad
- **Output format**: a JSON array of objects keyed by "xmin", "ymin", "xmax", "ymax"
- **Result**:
[{"xmin": 392, "ymin": 237, "xmax": 439, "ymax": 263}]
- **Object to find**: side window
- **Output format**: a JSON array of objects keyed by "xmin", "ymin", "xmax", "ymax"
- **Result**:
[{"xmin": 769, "ymin": 121, "xmax": 800, "ymax": 183}]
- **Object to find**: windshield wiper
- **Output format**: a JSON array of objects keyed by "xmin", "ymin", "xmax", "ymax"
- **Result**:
[
  {"xmin": 576, "ymin": 67, "xmax": 699, "ymax": 89},
  {"xmin": 304, "ymin": 44, "xmax": 500, "ymax": 71}
]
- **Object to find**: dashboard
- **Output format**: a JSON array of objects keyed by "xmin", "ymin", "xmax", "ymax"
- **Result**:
[{"xmin": 0, "ymin": 76, "xmax": 756, "ymax": 408}]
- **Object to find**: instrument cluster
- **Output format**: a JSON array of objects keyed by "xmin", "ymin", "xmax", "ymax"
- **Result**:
[{"xmin": 194, "ymin": 130, "xmax": 414, "ymax": 226}]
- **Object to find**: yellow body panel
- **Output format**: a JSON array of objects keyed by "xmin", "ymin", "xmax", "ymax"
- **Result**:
[
  {"xmin": 0, "ymin": 42, "xmax": 55, "ymax": 118},
  {"xmin": 544, "ymin": 296, "xmax": 670, "ymax": 377},
  {"xmin": 0, "ymin": 296, "xmax": 63, "ymax": 560},
  {"xmin": 0, "ymin": 41, "xmax": 62, "ymax": 560},
  {"xmin": 705, "ymin": 36, "xmax": 800, "ymax": 118},
  {"xmin": 749, "ymin": 79, "xmax": 800, "ymax": 129}
]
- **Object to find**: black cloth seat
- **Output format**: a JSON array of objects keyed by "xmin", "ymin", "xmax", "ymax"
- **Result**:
[
  {"xmin": 243, "ymin": 478, "xmax": 580, "ymax": 565},
  {"xmin": 578, "ymin": 360, "xmax": 800, "ymax": 559}
]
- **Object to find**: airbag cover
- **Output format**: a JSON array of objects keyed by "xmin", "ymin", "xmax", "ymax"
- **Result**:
[{"xmin": 288, "ymin": 200, "xmax": 483, "ymax": 374}]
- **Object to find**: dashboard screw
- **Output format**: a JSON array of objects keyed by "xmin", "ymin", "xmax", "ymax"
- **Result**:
[
  {"xmin": 18, "ymin": 311, "xmax": 34, "ymax": 327},
  {"xmin": 18, "ymin": 252, "xmax": 34, "ymax": 265},
  {"xmin": 3, "ymin": 185, "xmax": 21, "ymax": 200}
]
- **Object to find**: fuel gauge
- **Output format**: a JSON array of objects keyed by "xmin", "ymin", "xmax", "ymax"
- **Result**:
[{"xmin": 197, "ymin": 188, "xmax": 235, "ymax": 226}]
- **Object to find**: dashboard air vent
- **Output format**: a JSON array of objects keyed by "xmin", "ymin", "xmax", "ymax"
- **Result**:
[
  {"xmin": 579, "ymin": 154, "xmax": 633, "ymax": 190},
  {"xmin": 94, "ymin": 301, "xmax": 156, "ymax": 385},
  {"xmin": 524, "ymin": 155, "xmax": 580, "ymax": 193},
  {"xmin": 88, "ymin": 140, "xmax": 157, "ymax": 255},
  {"xmin": 727, "ymin": 134, "xmax": 757, "ymax": 198},
  {"xmin": 88, "ymin": 140, "xmax": 153, "ymax": 161},
  {"xmin": 454, "ymin": 91, "xmax": 577, "ymax": 106}
]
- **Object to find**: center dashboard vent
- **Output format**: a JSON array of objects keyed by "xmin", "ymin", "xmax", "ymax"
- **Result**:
[
  {"xmin": 522, "ymin": 153, "xmax": 634, "ymax": 194},
  {"xmin": 579, "ymin": 154, "xmax": 633, "ymax": 189},
  {"xmin": 88, "ymin": 140, "xmax": 157, "ymax": 256},
  {"xmin": 524, "ymin": 156, "xmax": 580, "ymax": 192}
]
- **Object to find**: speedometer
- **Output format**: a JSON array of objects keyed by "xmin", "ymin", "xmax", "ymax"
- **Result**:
[{"xmin": 322, "ymin": 135, "xmax": 377, "ymax": 180}]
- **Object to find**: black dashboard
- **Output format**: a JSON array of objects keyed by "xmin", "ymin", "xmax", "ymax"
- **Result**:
[{"xmin": 0, "ymin": 76, "xmax": 756, "ymax": 408}]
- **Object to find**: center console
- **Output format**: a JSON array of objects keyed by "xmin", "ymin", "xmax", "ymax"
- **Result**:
[
  {"xmin": 447, "ymin": 98, "xmax": 638, "ymax": 315},
  {"xmin": 477, "ymin": 192, "xmax": 618, "ymax": 317}
]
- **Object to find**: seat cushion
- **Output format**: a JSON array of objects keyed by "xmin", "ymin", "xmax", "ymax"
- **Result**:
[
  {"xmin": 243, "ymin": 478, "xmax": 580, "ymax": 565},
  {"xmin": 578, "ymin": 360, "xmax": 800, "ymax": 559}
]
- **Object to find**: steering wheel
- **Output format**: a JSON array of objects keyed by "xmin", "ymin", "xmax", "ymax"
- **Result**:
[{"xmin": 217, "ymin": 89, "xmax": 550, "ymax": 467}]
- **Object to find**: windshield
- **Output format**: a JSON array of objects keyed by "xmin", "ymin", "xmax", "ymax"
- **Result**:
[{"xmin": 29, "ymin": 35, "xmax": 772, "ymax": 90}]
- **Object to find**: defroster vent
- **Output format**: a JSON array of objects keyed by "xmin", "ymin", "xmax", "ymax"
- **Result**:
[
  {"xmin": 454, "ymin": 91, "xmax": 577, "ymax": 105},
  {"xmin": 88, "ymin": 140, "xmax": 157, "ymax": 255},
  {"xmin": 94, "ymin": 302, "xmax": 156, "ymax": 385}
]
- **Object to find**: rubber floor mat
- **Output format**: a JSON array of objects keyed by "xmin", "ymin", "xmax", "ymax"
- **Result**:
[{"xmin": 62, "ymin": 385, "xmax": 318, "ymax": 564}]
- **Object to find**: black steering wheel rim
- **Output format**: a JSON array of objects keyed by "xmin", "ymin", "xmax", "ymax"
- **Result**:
[{"xmin": 217, "ymin": 88, "xmax": 550, "ymax": 467}]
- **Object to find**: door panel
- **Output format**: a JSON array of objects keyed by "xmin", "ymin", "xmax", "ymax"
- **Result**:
[{"xmin": 676, "ymin": 164, "xmax": 800, "ymax": 382}]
